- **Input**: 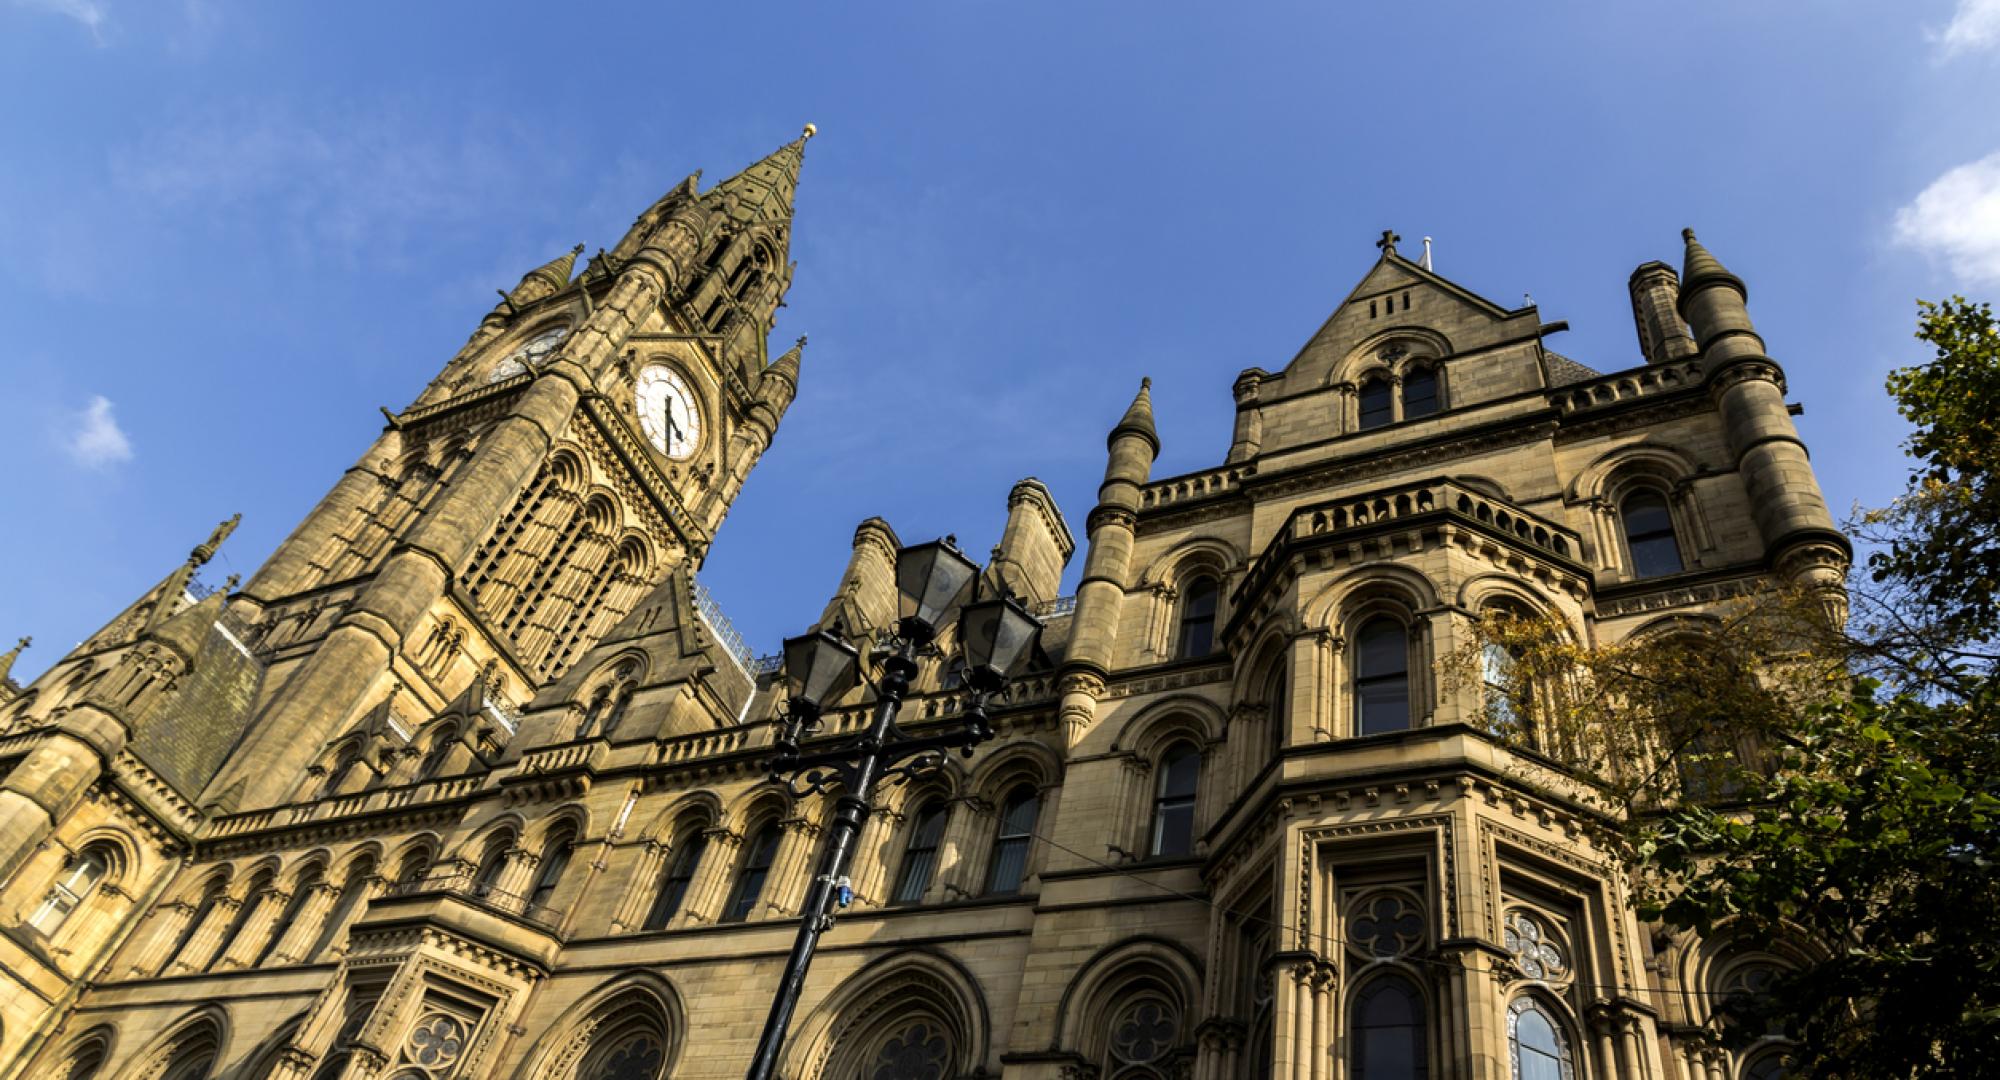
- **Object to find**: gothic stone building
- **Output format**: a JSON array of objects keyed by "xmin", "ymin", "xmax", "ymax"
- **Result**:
[{"xmin": 0, "ymin": 129, "xmax": 1848, "ymax": 1080}]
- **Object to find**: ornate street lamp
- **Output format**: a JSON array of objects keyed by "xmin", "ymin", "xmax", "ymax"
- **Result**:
[{"xmin": 744, "ymin": 537, "xmax": 1042, "ymax": 1080}]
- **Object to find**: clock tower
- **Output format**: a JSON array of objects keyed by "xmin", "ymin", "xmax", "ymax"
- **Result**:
[{"xmin": 206, "ymin": 128, "xmax": 816, "ymax": 812}]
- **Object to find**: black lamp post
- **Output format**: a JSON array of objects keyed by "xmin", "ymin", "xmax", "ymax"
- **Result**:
[{"xmin": 743, "ymin": 537, "xmax": 1043, "ymax": 1080}]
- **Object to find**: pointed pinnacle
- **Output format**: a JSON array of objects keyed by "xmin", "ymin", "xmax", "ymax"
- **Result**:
[
  {"xmin": 191, "ymin": 513, "xmax": 241, "ymax": 568},
  {"xmin": 1109, "ymin": 376, "xmax": 1160, "ymax": 456},
  {"xmin": 1679, "ymin": 226, "xmax": 1744, "ymax": 300},
  {"xmin": 0, "ymin": 636, "xmax": 29, "ymax": 685}
]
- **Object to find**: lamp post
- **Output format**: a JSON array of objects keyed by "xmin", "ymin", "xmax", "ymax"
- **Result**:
[{"xmin": 743, "ymin": 537, "xmax": 1044, "ymax": 1080}]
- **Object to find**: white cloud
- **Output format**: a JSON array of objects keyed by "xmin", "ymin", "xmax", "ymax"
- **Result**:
[
  {"xmin": 1938, "ymin": 0, "xmax": 2000, "ymax": 56},
  {"xmin": 1894, "ymin": 150, "xmax": 2000, "ymax": 286},
  {"xmin": 66, "ymin": 395, "xmax": 133, "ymax": 469},
  {"xmin": 13, "ymin": 0, "xmax": 109, "ymax": 43}
]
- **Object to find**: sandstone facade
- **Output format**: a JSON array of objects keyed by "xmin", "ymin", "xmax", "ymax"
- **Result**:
[{"xmin": 0, "ymin": 134, "xmax": 1845, "ymax": 1080}]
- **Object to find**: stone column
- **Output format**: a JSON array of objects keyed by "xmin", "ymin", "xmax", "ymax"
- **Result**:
[
  {"xmin": 611, "ymin": 840, "xmax": 668, "ymax": 932},
  {"xmin": 767, "ymin": 815, "xmax": 822, "ymax": 916},
  {"xmin": 215, "ymin": 886, "xmax": 289, "ymax": 970},
  {"xmin": 931, "ymin": 797, "xmax": 991, "ymax": 902},
  {"xmin": 850, "ymin": 803, "xmax": 900, "ymax": 908},
  {"xmin": 491, "ymin": 846, "xmax": 540, "ymax": 906},
  {"xmin": 123, "ymin": 899, "xmax": 198, "ymax": 978},
  {"xmin": 167, "ymin": 894, "xmax": 242, "ymax": 974},
  {"xmin": 677, "ymin": 827, "xmax": 741, "ymax": 926},
  {"xmin": 266, "ymin": 882, "xmax": 342, "ymax": 966},
  {"xmin": 320, "ymin": 874, "xmax": 392, "ymax": 962}
]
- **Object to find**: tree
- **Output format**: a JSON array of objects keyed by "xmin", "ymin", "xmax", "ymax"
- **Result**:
[{"xmin": 1459, "ymin": 298, "xmax": 2000, "ymax": 1077}]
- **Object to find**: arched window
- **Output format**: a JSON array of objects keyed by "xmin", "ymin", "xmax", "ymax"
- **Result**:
[
  {"xmin": 1176, "ymin": 577, "xmax": 1218, "ymax": 659},
  {"xmin": 1742, "ymin": 1050, "xmax": 1790, "ymax": 1080},
  {"xmin": 527, "ymin": 826, "xmax": 575, "ymax": 912},
  {"xmin": 985, "ymin": 785, "xmax": 1040, "ymax": 895},
  {"xmin": 1358, "ymin": 376, "xmax": 1395, "ymax": 430},
  {"xmin": 1105, "ymin": 996, "xmax": 1182, "ymax": 1078},
  {"xmin": 28, "ymin": 845, "xmax": 111, "ymax": 934},
  {"xmin": 1507, "ymin": 998, "xmax": 1574, "ymax": 1080},
  {"xmin": 1149, "ymin": 744, "xmax": 1200, "ymax": 857},
  {"xmin": 209, "ymin": 869, "xmax": 273, "ymax": 968},
  {"xmin": 1620, "ymin": 490, "xmax": 1684, "ymax": 578},
  {"xmin": 416, "ymin": 728, "xmax": 456, "ymax": 780},
  {"xmin": 1265, "ymin": 661, "xmax": 1289, "ymax": 756},
  {"xmin": 578, "ymin": 692, "xmax": 610, "ymax": 739},
  {"xmin": 164, "ymin": 878, "xmax": 226, "ymax": 971},
  {"xmin": 723, "ymin": 822, "xmax": 782, "ymax": 922},
  {"xmin": 1402, "ymin": 367, "xmax": 1439, "ymax": 419},
  {"xmin": 54, "ymin": 1033, "xmax": 108, "ymax": 1080},
  {"xmin": 1352, "ymin": 975, "xmax": 1428, "ymax": 1079},
  {"xmin": 604, "ymin": 688, "xmax": 634, "ymax": 734},
  {"xmin": 255, "ymin": 867, "xmax": 324, "ymax": 966},
  {"xmin": 892, "ymin": 800, "xmax": 949, "ymax": 904},
  {"xmin": 643, "ymin": 831, "xmax": 707, "ymax": 931},
  {"xmin": 1481, "ymin": 642, "xmax": 1529, "ymax": 737},
  {"xmin": 1354, "ymin": 617, "xmax": 1412, "ymax": 735},
  {"xmin": 573, "ymin": 1007, "xmax": 669, "ymax": 1080},
  {"xmin": 472, "ymin": 836, "xmax": 511, "ymax": 896}
]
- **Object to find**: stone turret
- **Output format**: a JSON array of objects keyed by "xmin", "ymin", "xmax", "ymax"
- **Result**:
[
  {"xmin": 1056, "ymin": 378, "xmax": 1159, "ymax": 745},
  {"xmin": 988, "ymin": 479, "xmax": 1075, "ymax": 607},
  {"xmin": 1629, "ymin": 261, "xmax": 1697, "ymax": 365},
  {"xmin": 818, "ymin": 517, "xmax": 902, "ymax": 639},
  {"xmin": 1228, "ymin": 368, "xmax": 1268, "ymax": 463},
  {"xmin": 1678, "ymin": 228, "xmax": 1849, "ymax": 607},
  {"xmin": 506, "ymin": 243, "xmax": 584, "ymax": 308}
]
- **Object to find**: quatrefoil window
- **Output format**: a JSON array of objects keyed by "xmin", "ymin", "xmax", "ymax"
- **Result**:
[
  {"xmin": 1109, "ymin": 999, "xmax": 1178, "ymax": 1064},
  {"xmin": 870, "ymin": 1021, "xmax": 949, "ymax": 1080},
  {"xmin": 406, "ymin": 1013, "xmax": 467, "ymax": 1068},
  {"xmin": 598, "ymin": 1033, "xmax": 664, "ymax": 1080},
  {"xmin": 1350, "ymin": 893, "xmax": 1425, "ymax": 958},
  {"xmin": 1503, "ymin": 909, "xmax": 1570, "ymax": 982}
]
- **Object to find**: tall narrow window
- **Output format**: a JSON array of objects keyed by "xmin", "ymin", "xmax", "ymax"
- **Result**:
[
  {"xmin": 892, "ymin": 801, "xmax": 949, "ymax": 904},
  {"xmin": 1481, "ymin": 643, "xmax": 1527, "ymax": 737},
  {"xmin": 1150, "ymin": 744, "xmax": 1200, "ymax": 857},
  {"xmin": 1176, "ymin": 577, "xmax": 1218, "ymax": 659},
  {"xmin": 578, "ymin": 692, "xmax": 609, "ymax": 738},
  {"xmin": 472, "ymin": 838, "xmax": 510, "ymax": 896},
  {"xmin": 255, "ymin": 868, "xmax": 322, "ymax": 966},
  {"xmin": 1620, "ymin": 490, "xmax": 1684, "ymax": 577},
  {"xmin": 603, "ymin": 688, "xmax": 633, "ymax": 734},
  {"xmin": 1266, "ymin": 662, "xmax": 1289, "ymax": 756},
  {"xmin": 1402, "ymin": 367, "xmax": 1439, "ymax": 419},
  {"xmin": 985, "ymin": 786, "xmax": 1040, "ymax": 895},
  {"xmin": 527, "ymin": 828, "xmax": 573, "ymax": 912},
  {"xmin": 724, "ymin": 822, "xmax": 782, "ymax": 922},
  {"xmin": 1508, "ymin": 999, "xmax": 1573, "ymax": 1080},
  {"xmin": 28, "ymin": 847, "xmax": 109, "ymax": 934},
  {"xmin": 1352, "ymin": 975, "xmax": 1428, "ymax": 1079},
  {"xmin": 1355, "ymin": 617, "xmax": 1413, "ymax": 735},
  {"xmin": 417, "ymin": 728, "xmax": 456, "ymax": 780},
  {"xmin": 643, "ymin": 831, "xmax": 707, "ymax": 930},
  {"xmin": 1359, "ymin": 377, "xmax": 1395, "ymax": 430}
]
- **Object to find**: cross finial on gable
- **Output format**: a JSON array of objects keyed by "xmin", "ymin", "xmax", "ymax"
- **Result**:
[{"xmin": 1377, "ymin": 230, "xmax": 1401, "ymax": 256}]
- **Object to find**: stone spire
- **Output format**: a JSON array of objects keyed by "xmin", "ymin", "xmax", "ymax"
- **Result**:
[
  {"xmin": 706, "ymin": 125, "xmax": 815, "ymax": 232},
  {"xmin": 1678, "ymin": 227, "xmax": 1745, "ymax": 305},
  {"xmin": 0, "ymin": 637, "xmax": 27, "ymax": 686},
  {"xmin": 766, "ymin": 334, "xmax": 805, "ymax": 385},
  {"xmin": 507, "ymin": 243, "xmax": 585, "ymax": 307},
  {"xmin": 1108, "ymin": 377, "xmax": 1159, "ymax": 456}
]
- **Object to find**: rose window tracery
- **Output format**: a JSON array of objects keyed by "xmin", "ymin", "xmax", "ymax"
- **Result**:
[
  {"xmin": 1349, "ymin": 892, "xmax": 1425, "ymax": 958},
  {"xmin": 592, "ymin": 1033, "xmax": 664, "ymax": 1080},
  {"xmin": 405, "ymin": 1013, "xmax": 467, "ymax": 1071},
  {"xmin": 1503, "ymin": 909, "xmax": 1569, "ymax": 982},
  {"xmin": 1109, "ymin": 999, "xmax": 1178, "ymax": 1065},
  {"xmin": 869, "ymin": 1022, "xmax": 949, "ymax": 1080}
]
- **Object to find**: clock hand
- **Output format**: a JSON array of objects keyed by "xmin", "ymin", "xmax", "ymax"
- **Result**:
[{"xmin": 663, "ymin": 399, "xmax": 683, "ymax": 449}]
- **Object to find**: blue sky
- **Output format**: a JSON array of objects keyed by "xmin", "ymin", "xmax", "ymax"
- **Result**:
[{"xmin": 3, "ymin": 1, "xmax": 2000, "ymax": 683}]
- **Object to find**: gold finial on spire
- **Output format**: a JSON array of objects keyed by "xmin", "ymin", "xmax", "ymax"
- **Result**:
[
  {"xmin": 191, "ymin": 513, "xmax": 242, "ymax": 568},
  {"xmin": 802, "ymin": 123, "xmax": 818, "ymax": 140}
]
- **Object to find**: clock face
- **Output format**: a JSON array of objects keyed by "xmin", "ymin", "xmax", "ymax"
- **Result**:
[
  {"xmin": 635, "ymin": 364, "xmax": 702, "ymax": 460},
  {"xmin": 487, "ymin": 326, "xmax": 569, "ymax": 383}
]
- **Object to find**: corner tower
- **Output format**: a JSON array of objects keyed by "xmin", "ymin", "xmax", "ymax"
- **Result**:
[{"xmin": 206, "ymin": 128, "xmax": 820, "ymax": 811}]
